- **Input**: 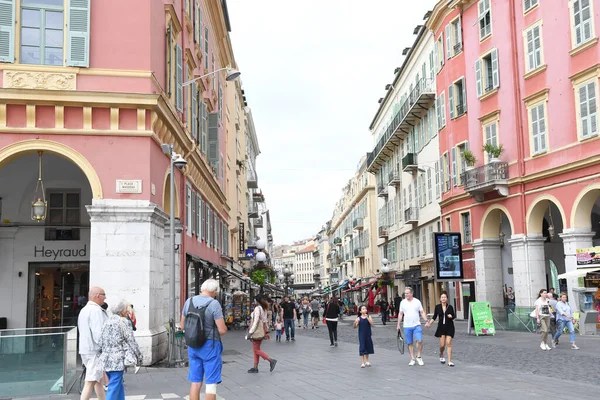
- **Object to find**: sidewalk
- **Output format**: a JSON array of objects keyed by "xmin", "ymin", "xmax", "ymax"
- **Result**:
[{"xmin": 13, "ymin": 328, "xmax": 600, "ymax": 400}]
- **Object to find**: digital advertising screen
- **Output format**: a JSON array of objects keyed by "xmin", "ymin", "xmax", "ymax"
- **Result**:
[{"xmin": 434, "ymin": 232, "xmax": 464, "ymax": 280}]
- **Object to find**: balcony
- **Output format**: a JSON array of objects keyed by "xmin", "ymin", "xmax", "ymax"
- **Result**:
[
  {"xmin": 404, "ymin": 207, "xmax": 419, "ymax": 225},
  {"xmin": 333, "ymin": 237, "xmax": 342, "ymax": 247},
  {"xmin": 377, "ymin": 184, "xmax": 388, "ymax": 198},
  {"xmin": 248, "ymin": 204, "xmax": 259, "ymax": 218},
  {"xmin": 246, "ymin": 167, "xmax": 258, "ymax": 189},
  {"xmin": 367, "ymin": 78, "xmax": 436, "ymax": 173},
  {"xmin": 344, "ymin": 227, "xmax": 352, "ymax": 238},
  {"xmin": 388, "ymin": 168, "xmax": 401, "ymax": 186},
  {"xmin": 402, "ymin": 153, "xmax": 418, "ymax": 173},
  {"xmin": 252, "ymin": 190, "xmax": 265, "ymax": 202},
  {"xmin": 378, "ymin": 226, "xmax": 389, "ymax": 238},
  {"xmin": 461, "ymin": 162, "xmax": 509, "ymax": 202},
  {"xmin": 354, "ymin": 247, "xmax": 365, "ymax": 258},
  {"xmin": 254, "ymin": 216, "xmax": 264, "ymax": 228},
  {"xmin": 353, "ymin": 217, "xmax": 364, "ymax": 230},
  {"xmin": 454, "ymin": 42, "xmax": 462, "ymax": 55}
]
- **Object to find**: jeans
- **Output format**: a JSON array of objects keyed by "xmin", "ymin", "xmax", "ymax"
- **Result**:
[
  {"xmin": 106, "ymin": 370, "xmax": 125, "ymax": 400},
  {"xmin": 284, "ymin": 318, "xmax": 295, "ymax": 339},
  {"xmin": 554, "ymin": 319, "xmax": 576, "ymax": 343},
  {"xmin": 326, "ymin": 320, "xmax": 338, "ymax": 344},
  {"xmin": 252, "ymin": 340, "xmax": 270, "ymax": 365},
  {"xmin": 303, "ymin": 312, "xmax": 309, "ymax": 326}
]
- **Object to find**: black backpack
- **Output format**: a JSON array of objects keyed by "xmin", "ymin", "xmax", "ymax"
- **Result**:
[{"xmin": 184, "ymin": 297, "xmax": 214, "ymax": 348}]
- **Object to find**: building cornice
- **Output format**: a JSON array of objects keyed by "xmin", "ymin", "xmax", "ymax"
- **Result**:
[{"xmin": 329, "ymin": 185, "xmax": 375, "ymax": 232}]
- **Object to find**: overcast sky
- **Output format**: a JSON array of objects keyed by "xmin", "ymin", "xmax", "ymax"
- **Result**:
[{"xmin": 228, "ymin": 0, "xmax": 438, "ymax": 245}]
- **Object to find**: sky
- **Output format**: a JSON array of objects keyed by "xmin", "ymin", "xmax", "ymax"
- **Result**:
[{"xmin": 228, "ymin": 0, "xmax": 438, "ymax": 245}]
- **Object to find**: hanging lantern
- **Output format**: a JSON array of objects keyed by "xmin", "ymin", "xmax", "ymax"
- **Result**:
[{"xmin": 31, "ymin": 151, "xmax": 47, "ymax": 222}]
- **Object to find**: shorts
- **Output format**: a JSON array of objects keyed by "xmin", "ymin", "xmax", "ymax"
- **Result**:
[
  {"xmin": 404, "ymin": 325, "xmax": 423, "ymax": 345},
  {"xmin": 81, "ymin": 354, "xmax": 104, "ymax": 382},
  {"xmin": 188, "ymin": 340, "xmax": 223, "ymax": 384},
  {"xmin": 311, "ymin": 311, "xmax": 320, "ymax": 318}
]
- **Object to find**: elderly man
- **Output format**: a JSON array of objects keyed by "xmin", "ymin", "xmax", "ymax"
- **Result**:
[
  {"xmin": 181, "ymin": 279, "xmax": 227, "ymax": 400},
  {"xmin": 78, "ymin": 286, "xmax": 108, "ymax": 400},
  {"xmin": 397, "ymin": 287, "xmax": 428, "ymax": 366}
]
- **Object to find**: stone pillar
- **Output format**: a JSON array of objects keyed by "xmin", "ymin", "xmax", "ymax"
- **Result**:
[
  {"xmin": 509, "ymin": 234, "xmax": 547, "ymax": 307},
  {"xmin": 560, "ymin": 228, "xmax": 594, "ymax": 309},
  {"xmin": 473, "ymin": 239, "xmax": 504, "ymax": 310},
  {"xmin": 0, "ymin": 228, "xmax": 19, "ymax": 328},
  {"xmin": 87, "ymin": 199, "xmax": 168, "ymax": 365},
  {"xmin": 163, "ymin": 222, "xmax": 182, "ymax": 329}
]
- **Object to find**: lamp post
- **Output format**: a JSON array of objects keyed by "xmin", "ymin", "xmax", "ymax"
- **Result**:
[
  {"xmin": 182, "ymin": 67, "xmax": 241, "ymax": 87},
  {"xmin": 279, "ymin": 266, "xmax": 295, "ymax": 296},
  {"xmin": 160, "ymin": 143, "xmax": 187, "ymax": 365}
]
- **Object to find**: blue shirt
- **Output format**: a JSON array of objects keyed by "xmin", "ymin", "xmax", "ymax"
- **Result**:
[
  {"xmin": 555, "ymin": 301, "xmax": 573, "ymax": 321},
  {"xmin": 182, "ymin": 295, "xmax": 224, "ymax": 340}
]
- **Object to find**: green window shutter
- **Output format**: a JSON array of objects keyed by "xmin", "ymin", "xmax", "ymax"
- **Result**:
[
  {"xmin": 491, "ymin": 48, "xmax": 500, "ymax": 88},
  {"xmin": 448, "ymin": 84, "xmax": 455, "ymax": 119},
  {"xmin": 67, "ymin": 0, "xmax": 90, "ymax": 67},
  {"xmin": 175, "ymin": 44, "xmax": 183, "ymax": 112},
  {"xmin": 0, "ymin": 0, "xmax": 15, "ymax": 63},
  {"xmin": 475, "ymin": 59, "xmax": 483, "ymax": 97},
  {"xmin": 191, "ymin": 86, "xmax": 198, "ymax": 141},
  {"xmin": 445, "ymin": 25, "xmax": 451, "ymax": 59},
  {"xmin": 461, "ymin": 78, "xmax": 467, "ymax": 113},
  {"xmin": 207, "ymin": 112, "xmax": 219, "ymax": 173}
]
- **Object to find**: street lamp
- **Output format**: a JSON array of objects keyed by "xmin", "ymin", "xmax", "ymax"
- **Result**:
[
  {"xmin": 381, "ymin": 258, "xmax": 390, "ymax": 274},
  {"xmin": 280, "ymin": 266, "xmax": 294, "ymax": 296},
  {"xmin": 182, "ymin": 67, "xmax": 241, "ymax": 87},
  {"xmin": 160, "ymin": 143, "xmax": 187, "ymax": 365}
]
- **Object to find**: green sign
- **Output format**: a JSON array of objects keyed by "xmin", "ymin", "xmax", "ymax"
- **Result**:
[{"xmin": 470, "ymin": 302, "xmax": 496, "ymax": 335}]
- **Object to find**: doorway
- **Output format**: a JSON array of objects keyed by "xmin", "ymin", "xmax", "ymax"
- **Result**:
[
  {"xmin": 462, "ymin": 281, "xmax": 476, "ymax": 322},
  {"xmin": 28, "ymin": 262, "xmax": 90, "ymax": 328}
]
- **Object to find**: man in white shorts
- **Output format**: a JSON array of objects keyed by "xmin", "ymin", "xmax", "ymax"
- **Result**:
[
  {"xmin": 78, "ymin": 286, "xmax": 108, "ymax": 400},
  {"xmin": 397, "ymin": 287, "xmax": 428, "ymax": 366}
]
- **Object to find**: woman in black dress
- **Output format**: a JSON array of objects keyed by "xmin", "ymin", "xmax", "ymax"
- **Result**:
[{"xmin": 425, "ymin": 291, "xmax": 455, "ymax": 366}]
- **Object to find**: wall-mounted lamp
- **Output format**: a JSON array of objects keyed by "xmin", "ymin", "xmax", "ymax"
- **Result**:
[
  {"xmin": 499, "ymin": 230, "xmax": 505, "ymax": 248},
  {"xmin": 548, "ymin": 206, "xmax": 556, "ymax": 241}
]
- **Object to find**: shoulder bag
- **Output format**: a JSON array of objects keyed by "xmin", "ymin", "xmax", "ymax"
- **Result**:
[{"xmin": 249, "ymin": 308, "xmax": 266, "ymax": 340}]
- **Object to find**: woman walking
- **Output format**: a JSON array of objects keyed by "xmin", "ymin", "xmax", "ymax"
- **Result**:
[
  {"xmin": 534, "ymin": 289, "xmax": 553, "ymax": 350},
  {"xmin": 302, "ymin": 297, "xmax": 310, "ymax": 329},
  {"xmin": 325, "ymin": 297, "xmax": 341, "ymax": 347},
  {"xmin": 247, "ymin": 295, "xmax": 277, "ymax": 373},
  {"xmin": 425, "ymin": 291, "xmax": 455, "ymax": 366},
  {"xmin": 353, "ymin": 305, "xmax": 374, "ymax": 368},
  {"xmin": 98, "ymin": 300, "xmax": 142, "ymax": 400}
]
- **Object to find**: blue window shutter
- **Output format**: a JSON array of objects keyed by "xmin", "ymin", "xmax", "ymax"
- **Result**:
[
  {"xmin": 175, "ymin": 45, "xmax": 183, "ymax": 112},
  {"xmin": 67, "ymin": 0, "xmax": 90, "ymax": 67},
  {"xmin": 0, "ymin": 0, "xmax": 15, "ymax": 63}
]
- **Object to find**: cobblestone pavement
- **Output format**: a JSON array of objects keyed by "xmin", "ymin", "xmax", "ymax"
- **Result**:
[
  {"xmin": 14, "ymin": 318, "xmax": 600, "ymax": 400},
  {"xmin": 295, "ymin": 314, "xmax": 600, "ymax": 384}
]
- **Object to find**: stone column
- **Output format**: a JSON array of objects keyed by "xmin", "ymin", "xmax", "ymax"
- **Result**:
[
  {"xmin": 560, "ymin": 228, "xmax": 594, "ymax": 309},
  {"xmin": 473, "ymin": 239, "xmax": 504, "ymax": 310},
  {"xmin": 87, "ymin": 199, "xmax": 168, "ymax": 365},
  {"xmin": 163, "ymin": 221, "xmax": 182, "ymax": 329},
  {"xmin": 509, "ymin": 234, "xmax": 547, "ymax": 307},
  {"xmin": 0, "ymin": 228, "xmax": 19, "ymax": 328}
]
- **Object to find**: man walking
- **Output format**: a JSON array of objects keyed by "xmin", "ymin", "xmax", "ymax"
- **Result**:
[
  {"xmin": 397, "ymin": 287, "xmax": 428, "ymax": 366},
  {"xmin": 181, "ymin": 279, "xmax": 228, "ymax": 400},
  {"xmin": 310, "ymin": 297, "xmax": 321, "ymax": 329},
  {"xmin": 394, "ymin": 293, "xmax": 401, "ymax": 318},
  {"xmin": 553, "ymin": 293, "xmax": 580, "ymax": 350},
  {"xmin": 78, "ymin": 286, "xmax": 108, "ymax": 400},
  {"xmin": 379, "ymin": 297, "xmax": 389, "ymax": 325},
  {"xmin": 280, "ymin": 296, "xmax": 296, "ymax": 341}
]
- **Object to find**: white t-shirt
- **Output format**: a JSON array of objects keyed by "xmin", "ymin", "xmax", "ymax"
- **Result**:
[{"xmin": 399, "ymin": 298, "xmax": 423, "ymax": 328}]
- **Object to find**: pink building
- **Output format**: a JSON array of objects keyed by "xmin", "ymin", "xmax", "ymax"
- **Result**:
[
  {"xmin": 0, "ymin": 0, "xmax": 238, "ymax": 363},
  {"xmin": 431, "ymin": 0, "xmax": 600, "ymax": 319}
]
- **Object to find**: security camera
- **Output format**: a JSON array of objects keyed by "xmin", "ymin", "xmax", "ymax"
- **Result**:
[{"xmin": 173, "ymin": 154, "xmax": 187, "ymax": 170}]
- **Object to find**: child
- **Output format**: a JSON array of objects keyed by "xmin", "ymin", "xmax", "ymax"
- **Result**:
[
  {"xmin": 353, "ymin": 305, "xmax": 374, "ymax": 368},
  {"xmin": 275, "ymin": 317, "xmax": 283, "ymax": 342}
]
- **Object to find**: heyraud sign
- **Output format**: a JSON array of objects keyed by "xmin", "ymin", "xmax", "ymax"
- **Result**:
[{"xmin": 34, "ymin": 245, "xmax": 87, "ymax": 260}]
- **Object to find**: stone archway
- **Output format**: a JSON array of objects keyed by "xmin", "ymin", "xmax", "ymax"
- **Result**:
[
  {"xmin": 0, "ymin": 139, "xmax": 103, "ymax": 199},
  {"xmin": 571, "ymin": 183, "xmax": 600, "ymax": 230},
  {"xmin": 526, "ymin": 194, "xmax": 567, "ymax": 236},
  {"xmin": 162, "ymin": 169, "xmax": 180, "ymax": 218},
  {"xmin": 480, "ymin": 204, "xmax": 515, "ymax": 239}
]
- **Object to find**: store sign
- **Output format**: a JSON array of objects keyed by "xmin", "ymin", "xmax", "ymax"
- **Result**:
[
  {"xmin": 116, "ymin": 179, "xmax": 142, "ymax": 194},
  {"xmin": 238, "ymin": 223, "xmax": 245, "ymax": 253},
  {"xmin": 433, "ymin": 232, "xmax": 464, "ymax": 280},
  {"xmin": 34, "ymin": 245, "xmax": 87, "ymax": 260},
  {"xmin": 576, "ymin": 246, "xmax": 600, "ymax": 265}
]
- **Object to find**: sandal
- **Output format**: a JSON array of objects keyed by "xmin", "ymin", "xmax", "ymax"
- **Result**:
[{"xmin": 448, "ymin": 362, "xmax": 455, "ymax": 367}]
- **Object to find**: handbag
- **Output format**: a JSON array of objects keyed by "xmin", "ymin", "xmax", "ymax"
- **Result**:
[{"xmin": 249, "ymin": 308, "xmax": 266, "ymax": 340}]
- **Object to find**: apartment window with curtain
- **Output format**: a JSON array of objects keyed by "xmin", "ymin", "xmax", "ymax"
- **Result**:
[
  {"xmin": 524, "ymin": 23, "xmax": 544, "ymax": 73},
  {"xmin": 475, "ymin": 49, "xmax": 499, "ymax": 97},
  {"xmin": 449, "ymin": 77, "xmax": 467, "ymax": 119},
  {"xmin": 478, "ymin": 0, "xmax": 492, "ymax": 40},
  {"xmin": 576, "ymin": 80, "xmax": 599, "ymax": 139},
  {"xmin": 570, "ymin": 0, "xmax": 595, "ymax": 48}
]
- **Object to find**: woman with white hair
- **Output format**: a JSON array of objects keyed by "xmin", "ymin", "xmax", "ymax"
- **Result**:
[{"xmin": 98, "ymin": 300, "xmax": 142, "ymax": 400}]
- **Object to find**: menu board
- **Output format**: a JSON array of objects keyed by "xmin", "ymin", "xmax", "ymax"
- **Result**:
[{"xmin": 469, "ymin": 302, "xmax": 496, "ymax": 336}]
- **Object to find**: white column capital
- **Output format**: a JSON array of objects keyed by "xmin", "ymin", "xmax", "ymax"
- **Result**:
[
  {"xmin": 0, "ymin": 227, "xmax": 19, "ymax": 239},
  {"xmin": 559, "ymin": 228, "xmax": 595, "ymax": 243},
  {"xmin": 86, "ymin": 199, "xmax": 168, "ymax": 226},
  {"xmin": 472, "ymin": 238, "xmax": 501, "ymax": 249}
]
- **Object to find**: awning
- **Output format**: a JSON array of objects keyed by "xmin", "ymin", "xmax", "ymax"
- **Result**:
[
  {"xmin": 342, "ymin": 279, "xmax": 378, "ymax": 293},
  {"xmin": 557, "ymin": 267, "xmax": 600, "ymax": 279}
]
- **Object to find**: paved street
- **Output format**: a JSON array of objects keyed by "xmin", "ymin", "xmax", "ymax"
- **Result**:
[{"xmin": 12, "ymin": 316, "xmax": 600, "ymax": 400}]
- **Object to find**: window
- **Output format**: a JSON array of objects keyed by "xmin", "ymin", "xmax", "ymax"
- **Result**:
[
  {"xmin": 570, "ymin": 0, "xmax": 595, "ymax": 48},
  {"xmin": 195, "ymin": 1, "xmax": 202, "ymax": 44},
  {"xmin": 196, "ymin": 193, "xmax": 201, "ymax": 239},
  {"xmin": 484, "ymin": 121, "xmax": 498, "ymax": 148},
  {"xmin": 449, "ymin": 77, "xmax": 467, "ymax": 118},
  {"xmin": 204, "ymin": 27, "xmax": 209, "ymax": 69},
  {"xmin": 428, "ymin": 225, "xmax": 434, "ymax": 253},
  {"xmin": 435, "ymin": 160, "xmax": 441, "ymax": 199},
  {"xmin": 476, "ymin": 49, "xmax": 499, "ymax": 97},
  {"xmin": 436, "ymin": 33, "xmax": 445, "ymax": 72},
  {"xmin": 389, "ymin": 240, "xmax": 397, "ymax": 262},
  {"xmin": 175, "ymin": 44, "xmax": 183, "ymax": 112},
  {"xmin": 200, "ymin": 100, "xmax": 208, "ymax": 154},
  {"xmin": 577, "ymin": 81, "xmax": 598, "ymax": 139},
  {"xmin": 45, "ymin": 191, "xmax": 80, "ymax": 241},
  {"xmin": 529, "ymin": 102, "xmax": 548, "ymax": 155},
  {"xmin": 191, "ymin": 189, "xmax": 196, "ymax": 235},
  {"xmin": 422, "ymin": 228, "xmax": 427, "ymax": 255},
  {"xmin": 451, "ymin": 147, "xmax": 457, "ymax": 187},
  {"xmin": 207, "ymin": 207, "xmax": 212, "ymax": 246},
  {"xmin": 445, "ymin": 216, "xmax": 452, "ymax": 232},
  {"xmin": 446, "ymin": 17, "xmax": 462, "ymax": 59},
  {"xmin": 443, "ymin": 152, "xmax": 450, "ymax": 192},
  {"xmin": 416, "ymin": 231, "xmax": 420, "ymax": 257},
  {"xmin": 436, "ymin": 91, "xmax": 446, "ymax": 129},
  {"xmin": 410, "ymin": 233, "xmax": 414, "ymax": 259},
  {"xmin": 429, "ymin": 50, "xmax": 435, "ymax": 79},
  {"xmin": 478, "ymin": 0, "xmax": 492, "ymax": 40},
  {"xmin": 524, "ymin": 0, "xmax": 538, "ymax": 13},
  {"xmin": 456, "ymin": 142, "xmax": 470, "ymax": 185},
  {"xmin": 524, "ymin": 23, "xmax": 544, "ymax": 73},
  {"xmin": 427, "ymin": 169, "xmax": 432, "ymax": 204},
  {"xmin": 186, "ymin": 185, "xmax": 192, "ymax": 236},
  {"xmin": 461, "ymin": 213, "xmax": 472, "ymax": 244}
]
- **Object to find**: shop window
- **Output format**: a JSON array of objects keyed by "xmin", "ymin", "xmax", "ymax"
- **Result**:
[{"xmin": 45, "ymin": 191, "xmax": 80, "ymax": 241}]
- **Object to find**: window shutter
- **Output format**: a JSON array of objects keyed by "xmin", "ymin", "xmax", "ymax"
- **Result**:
[
  {"xmin": 66, "ymin": 0, "xmax": 91, "ymax": 67},
  {"xmin": 191, "ymin": 191, "xmax": 196, "ymax": 234},
  {"xmin": 441, "ymin": 93, "xmax": 446, "ymax": 127},
  {"xmin": 475, "ymin": 59, "xmax": 483, "ymax": 97},
  {"xmin": 526, "ymin": 28, "xmax": 535, "ymax": 71},
  {"xmin": 448, "ymin": 84, "xmax": 455, "ymax": 119},
  {"xmin": 191, "ymin": 87, "xmax": 198, "ymax": 141},
  {"xmin": 208, "ymin": 112, "xmax": 219, "ymax": 173},
  {"xmin": 445, "ymin": 25, "xmax": 451, "ymax": 59},
  {"xmin": 439, "ymin": 157, "xmax": 444, "ymax": 194},
  {"xmin": 201, "ymin": 199, "xmax": 205, "ymax": 241},
  {"xmin": 435, "ymin": 161, "xmax": 440, "ymax": 198},
  {"xmin": 176, "ymin": 45, "xmax": 183, "ymax": 111},
  {"xmin": 0, "ymin": 0, "xmax": 15, "ymax": 63},
  {"xmin": 461, "ymin": 78, "xmax": 467, "ymax": 113},
  {"xmin": 201, "ymin": 101, "xmax": 208, "ymax": 154},
  {"xmin": 451, "ymin": 147, "xmax": 457, "ymax": 187},
  {"xmin": 457, "ymin": 15, "xmax": 463, "ymax": 48},
  {"xmin": 194, "ymin": 1, "xmax": 200, "ymax": 43},
  {"xmin": 436, "ymin": 97, "xmax": 442, "ymax": 128},
  {"xmin": 491, "ymin": 48, "xmax": 499, "ymax": 88},
  {"xmin": 531, "ymin": 106, "xmax": 540, "ymax": 153},
  {"xmin": 590, "ymin": 83, "xmax": 598, "ymax": 136}
]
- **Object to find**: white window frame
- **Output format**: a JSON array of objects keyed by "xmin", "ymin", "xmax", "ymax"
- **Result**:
[
  {"xmin": 436, "ymin": 33, "xmax": 445, "ymax": 73},
  {"xmin": 575, "ymin": 79, "xmax": 599, "ymax": 140},
  {"xmin": 461, "ymin": 212, "xmax": 472, "ymax": 244},
  {"xmin": 528, "ymin": 100, "xmax": 548, "ymax": 156},
  {"xmin": 483, "ymin": 121, "xmax": 499, "ymax": 162},
  {"xmin": 478, "ymin": 0, "xmax": 492, "ymax": 41},
  {"xmin": 523, "ymin": 22, "xmax": 544, "ymax": 73},
  {"xmin": 569, "ymin": 0, "xmax": 596, "ymax": 49},
  {"xmin": 476, "ymin": 48, "xmax": 499, "ymax": 97},
  {"xmin": 524, "ymin": 0, "xmax": 539, "ymax": 13}
]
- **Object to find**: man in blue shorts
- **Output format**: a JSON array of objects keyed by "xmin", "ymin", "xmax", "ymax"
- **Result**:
[
  {"xmin": 181, "ymin": 279, "xmax": 227, "ymax": 400},
  {"xmin": 397, "ymin": 287, "xmax": 428, "ymax": 366}
]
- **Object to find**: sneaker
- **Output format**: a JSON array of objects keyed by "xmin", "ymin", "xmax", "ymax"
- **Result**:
[
  {"xmin": 448, "ymin": 362, "xmax": 455, "ymax": 367},
  {"xmin": 552, "ymin": 340, "xmax": 557, "ymax": 348},
  {"xmin": 360, "ymin": 363, "xmax": 365, "ymax": 368},
  {"xmin": 334, "ymin": 342, "xmax": 338, "ymax": 347},
  {"xmin": 291, "ymin": 338, "xmax": 295, "ymax": 341},
  {"xmin": 247, "ymin": 368, "xmax": 259, "ymax": 373},
  {"xmin": 365, "ymin": 362, "xmax": 371, "ymax": 367},
  {"xmin": 416, "ymin": 357, "xmax": 424, "ymax": 366},
  {"xmin": 269, "ymin": 359, "xmax": 277, "ymax": 372},
  {"xmin": 286, "ymin": 338, "xmax": 290, "ymax": 342},
  {"xmin": 440, "ymin": 358, "xmax": 446, "ymax": 364},
  {"xmin": 329, "ymin": 343, "xmax": 335, "ymax": 347},
  {"xmin": 409, "ymin": 359, "xmax": 416, "ymax": 366},
  {"xmin": 540, "ymin": 342, "xmax": 546, "ymax": 350},
  {"xmin": 545, "ymin": 344, "xmax": 552, "ymax": 351},
  {"xmin": 571, "ymin": 345, "xmax": 580, "ymax": 350}
]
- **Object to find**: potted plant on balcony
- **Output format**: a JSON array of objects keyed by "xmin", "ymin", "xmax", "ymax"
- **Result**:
[
  {"xmin": 461, "ymin": 150, "xmax": 477, "ymax": 170},
  {"xmin": 483, "ymin": 143, "xmax": 504, "ymax": 163}
]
